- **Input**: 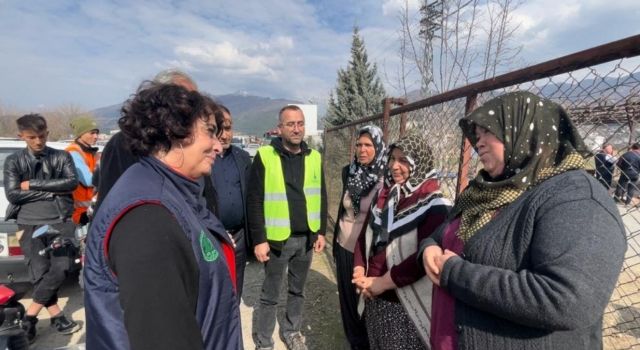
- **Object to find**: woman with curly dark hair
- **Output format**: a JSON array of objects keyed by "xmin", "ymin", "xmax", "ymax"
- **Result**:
[{"xmin": 84, "ymin": 83, "xmax": 242, "ymax": 350}]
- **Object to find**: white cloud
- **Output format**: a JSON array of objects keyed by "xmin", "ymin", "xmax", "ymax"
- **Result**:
[
  {"xmin": 175, "ymin": 41, "xmax": 276, "ymax": 77},
  {"xmin": 382, "ymin": 0, "xmax": 421, "ymax": 17}
]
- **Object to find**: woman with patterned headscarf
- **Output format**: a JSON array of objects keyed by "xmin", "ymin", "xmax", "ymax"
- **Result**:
[
  {"xmin": 420, "ymin": 91, "xmax": 626, "ymax": 350},
  {"xmin": 352, "ymin": 132, "xmax": 452, "ymax": 349},
  {"xmin": 333, "ymin": 125, "xmax": 386, "ymax": 350}
]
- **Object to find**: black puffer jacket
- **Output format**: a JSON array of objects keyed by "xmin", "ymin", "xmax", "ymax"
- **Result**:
[{"xmin": 3, "ymin": 147, "xmax": 77, "ymax": 220}]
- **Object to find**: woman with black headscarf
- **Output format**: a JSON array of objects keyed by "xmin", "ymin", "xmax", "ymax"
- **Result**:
[
  {"xmin": 420, "ymin": 91, "xmax": 626, "ymax": 350},
  {"xmin": 352, "ymin": 133, "xmax": 451, "ymax": 349},
  {"xmin": 333, "ymin": 125, "xmax": 386, "ymax": 350}
]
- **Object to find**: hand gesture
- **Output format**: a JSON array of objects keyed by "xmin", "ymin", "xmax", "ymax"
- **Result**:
[
  {"xmin": 254, "ymin": 242, "xmax": 270, "ymax": 263},
  {"xmin": 314, "ymin": 235, "xmax": 326, "ymax": 252}
]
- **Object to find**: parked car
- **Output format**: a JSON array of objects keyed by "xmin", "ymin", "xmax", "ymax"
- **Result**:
[{"xmin": 0, "ymin": 140, "xmax": 75, "ymax": 286}]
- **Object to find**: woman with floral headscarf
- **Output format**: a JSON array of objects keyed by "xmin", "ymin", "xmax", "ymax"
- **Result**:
[
  {"xmin": 333, "ymin": 125, "xmax": 386, "ymax": 350},
  {"xmin": 420, "ymin": 91, "xmax": 626, "ymax": 350},
  {"xmin": 352, "ymin": 132, "xmax": 452, "ymax": 349}
]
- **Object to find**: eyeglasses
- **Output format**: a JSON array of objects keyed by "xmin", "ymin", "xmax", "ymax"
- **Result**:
[{"xmin": 282, "ymin": 121, "xmax": 305, "ymax": 129}]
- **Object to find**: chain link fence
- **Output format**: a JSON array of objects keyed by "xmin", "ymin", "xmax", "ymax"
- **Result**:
[{"xmin": 324, "ymin": 35, "xmax": 640, "ymax": 349}]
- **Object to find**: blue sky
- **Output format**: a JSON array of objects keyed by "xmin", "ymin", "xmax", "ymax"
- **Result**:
[{"xmin": 0, "ymin": 0, "xmax": 638, "ymax": 111}]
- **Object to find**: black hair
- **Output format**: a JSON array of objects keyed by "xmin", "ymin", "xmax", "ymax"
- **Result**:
[
  {"xmin": 213, "ymin": 103, "xmax": 233, "ymax": 138},
  {"xmin": 118, "ymin": 82, "xmax": 220, "ymax": 157},
  {"xmin": 16, "ymin": 114, "xmax": 47, "ymax": 133}
]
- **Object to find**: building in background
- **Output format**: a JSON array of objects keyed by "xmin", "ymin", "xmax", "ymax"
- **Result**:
[{"xmin": 289, "ymin": 104, "xmax": 323, "ymax": 149}]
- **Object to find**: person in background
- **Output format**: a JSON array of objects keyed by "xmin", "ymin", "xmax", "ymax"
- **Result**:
[
  {"xmin": 421, "ymin": 91, "xmax": 625, "ymax": 350},
  {"xmin": 84, "ymin": 83, "xmax": 242, "ymax": 350},
  {"xmin": 352, "ymin": 133, "xmax": 451, "ymax": 350},
  {"xmin": 248, "ymin": 105, "xmax": 327, "ymax": 350},
  {"xmin": 594, "ymin": 143, "xmax": 616, "ymax": 190},
  {"xmin": 95, "ymin": 68, "xmax": 198, "ymax": 209},
  {"xmin": 3, "ymin": 114, "xmax": 81, "ymax": 342},
  {"xmin": 614, "ymin": 142, "xmax": 640, "ymax": 205},
  {"xmin": 66, "ymin": 116, "xmax": 99, "ymax": 225},
  {"xmin": 211, "ymin": 105, "xmax": 251, "ymax": 299},
  {"xmin": 333, "ymin": 125, "xmax": 386, "ymax": 350}
]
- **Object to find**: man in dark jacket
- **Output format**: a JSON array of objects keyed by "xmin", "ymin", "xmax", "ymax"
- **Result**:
[
  {"xmin": 211, "ymin": 105, "xmax": 251, "ymax": 299},
  {"xmin": 615, "ymin": 142, "xmax": 640, "ymax": 205},
  {"xmin": 3, "ymin": 114, "xmax": 81, "ymax": 342},
  {"xmin": 248, "ymin": 105, "xmax": 327, "ymax": 350}
]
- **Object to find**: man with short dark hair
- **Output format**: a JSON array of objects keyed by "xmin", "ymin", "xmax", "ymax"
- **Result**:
[
  {"xmin": 211, "ymin": 105, "xmax": 251, "ymax": 299},
  {"xmin": 3, "ymin": 114, "xmax": 81, "ymax": 342},
  {"xmin": 248, "ymin": 105, "xmax": 327, "ymax": 350},
  {"xmin": 615, "ymin": 142, "xmax": 640, "ymax": 205}
]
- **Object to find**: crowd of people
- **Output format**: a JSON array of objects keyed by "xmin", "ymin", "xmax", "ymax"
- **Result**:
[{"xmin": 2, "ymin": 69, "xmax": 627, "ymax": 350}]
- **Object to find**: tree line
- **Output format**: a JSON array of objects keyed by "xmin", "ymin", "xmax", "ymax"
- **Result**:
[{"xmin": 0, "ymin": 103, "xmax": 97, "ymax": 140}]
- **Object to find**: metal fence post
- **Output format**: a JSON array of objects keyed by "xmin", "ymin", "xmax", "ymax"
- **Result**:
[
  {"xmin": 456, "ymin": 94, "xmax": 477, "ymax": 194},
  {"xmin": 349, "ymin": 125, "xmax": 356, "ymax": 161},
  {"xmin": 382, "ymin": 98, "xmax": 391, "ymax": 144}
]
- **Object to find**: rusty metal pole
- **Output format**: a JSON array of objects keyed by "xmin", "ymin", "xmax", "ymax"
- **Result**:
[
  {"xmin": 349, "ymin": 125, "xmax": 356, "ymax": 161},
  {"xmin": 393, "ymin": 98, "xmax": 408, "ymax": 137},
  {"xmin": 626, "ymin": 104, "xmax": 636, "ymax": 146},
  {"xmin": 456, "ymin": 94, "xmax": 477, "ymax": 195},
  {"xmin": 382, "ymin": 98, "xmax": 392, "ymax": 144}
]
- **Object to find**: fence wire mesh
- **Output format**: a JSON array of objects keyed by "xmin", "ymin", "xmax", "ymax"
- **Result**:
[{"xmin": 324, "ymin": 55, "xmax": 640, "ymax": 349}]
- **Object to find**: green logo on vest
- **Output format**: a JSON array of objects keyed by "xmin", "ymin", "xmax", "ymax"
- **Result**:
[{"xmin": 199, "ymin": 231, "xmax": 219, "ymax": 262}]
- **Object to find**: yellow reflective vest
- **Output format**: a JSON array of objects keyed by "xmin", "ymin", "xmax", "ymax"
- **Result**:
[{"xmin": 258, "ymin": 145, "xmax": 322, "ymax": 241}]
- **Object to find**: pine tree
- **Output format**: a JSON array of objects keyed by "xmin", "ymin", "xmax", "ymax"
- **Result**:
[{"xmin": 326, "ymin": 27, "xmax": 386, "ymax": 126}]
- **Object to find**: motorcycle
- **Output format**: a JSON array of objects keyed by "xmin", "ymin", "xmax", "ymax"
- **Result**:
[
  {"xmin": 0, "ymin": 284, "xmax": 28, "ymax": 350},
  {"xmin": 32, "ymin": 224, "xmax": 83, "ymax": 283}
]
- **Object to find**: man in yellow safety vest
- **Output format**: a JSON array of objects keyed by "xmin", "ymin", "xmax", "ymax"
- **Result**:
[{"xmin": 248, "ymin": 105, "xmax": 326, "ymax": 350}]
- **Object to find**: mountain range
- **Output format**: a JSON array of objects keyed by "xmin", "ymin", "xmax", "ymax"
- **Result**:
[
  {"xmin": 91, "ymin": 72, "xmax": 639, "ymax": 136},
  {"xmin": 91, "ymin": 93, "xmax": 303, "ymax": 136}
]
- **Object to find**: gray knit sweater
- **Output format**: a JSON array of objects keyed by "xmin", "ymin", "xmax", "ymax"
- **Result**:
[{"xmin": 421, "ymin": 170, "xmax": 626, "ymax": 349}]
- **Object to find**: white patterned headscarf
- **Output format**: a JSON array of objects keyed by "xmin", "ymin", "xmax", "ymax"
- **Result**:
[{"xmin": 347, "ymin": 125, "xmax": 386, "ymax": 215}]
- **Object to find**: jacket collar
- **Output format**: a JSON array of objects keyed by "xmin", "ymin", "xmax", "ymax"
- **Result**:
[
  {"xmin": 270, "ymin": 137, "xmax": 310, "ymax": 157},
  {"xmin": 74, "ymin": 140, "xmax": 99, "ymax": 154},
  {"xmin": 26, "ymin": 146, "xmax": 51, "ymax": 160},
  {"xmin": 142, "ymin": 156, "xmax": 203, "ymax": 208}
]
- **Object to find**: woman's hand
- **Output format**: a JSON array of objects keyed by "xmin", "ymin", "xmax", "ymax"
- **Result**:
[
  {"xmin": 432, "ymin": 249, "xmax": 458, "ymax": 287},
  {"xmin": 424, "ymin": 245, "xmax": 444, "ymax": 285},
  {"xmin": 367, "ymin": 272, "xmax": 396, "ymax": 297},
  {"xmin": 352, "ymin": 266, "xmax": 365, "ymax": 280},
  {"xmin": 352, "ymin": 266, "xmax": 367, "ymax": 296}
]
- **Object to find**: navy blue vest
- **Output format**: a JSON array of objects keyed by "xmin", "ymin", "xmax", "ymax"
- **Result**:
[{"xmin": 84, "ymin": 157, "xmax": 242, "ymax": 350}]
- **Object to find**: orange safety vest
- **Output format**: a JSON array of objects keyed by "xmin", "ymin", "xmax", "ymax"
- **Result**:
[{"xmin": 65, "ymin": 142, "xmax": 97, "ymax": 224}]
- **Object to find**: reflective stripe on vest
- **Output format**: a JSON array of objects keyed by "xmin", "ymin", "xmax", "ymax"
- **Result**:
[{"xmin": 258, "ymin": 145, "xmax": 322, "ymax": 241}]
